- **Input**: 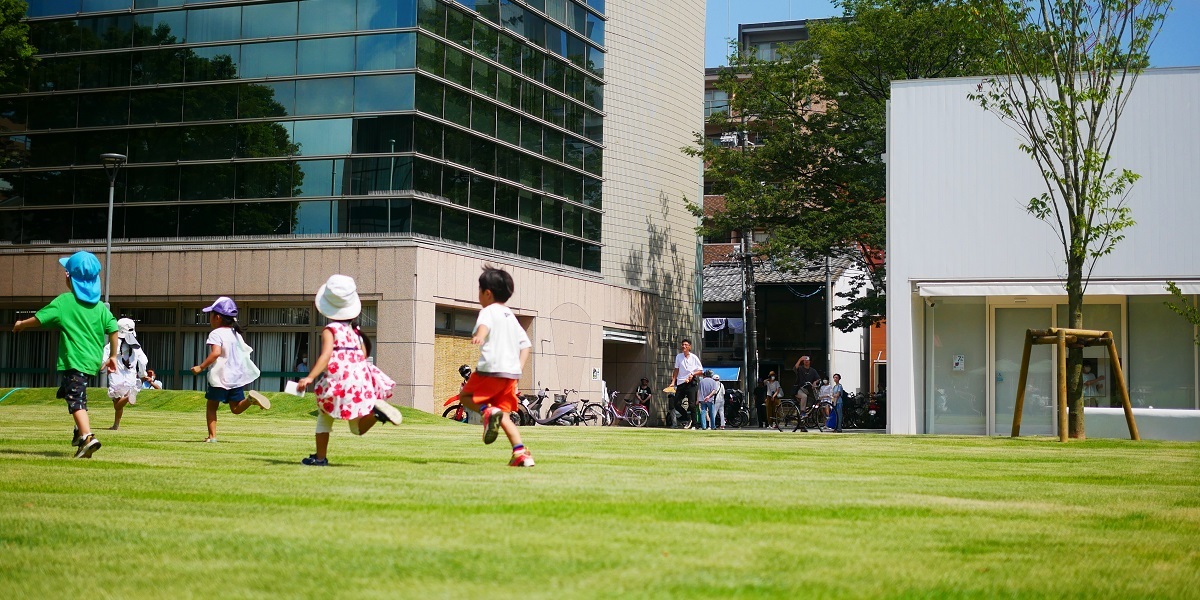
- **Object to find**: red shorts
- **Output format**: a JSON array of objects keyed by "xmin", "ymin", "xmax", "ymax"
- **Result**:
[{"xmin": 459, "ymin": 373, "xmax": 519, "ymax": 413}]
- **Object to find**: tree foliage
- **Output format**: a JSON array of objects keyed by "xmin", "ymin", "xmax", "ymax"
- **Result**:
[
  {"xmin": 1164, "ymin": 282, "xmax": 1200, "ymax": 345},
  {"xmin": 971, "ymin": 0, "xmax": 1170, "ymax": 438},
  {"xmin": 0, "ymin": 0, "xmax": 35, "ymax": 93},
  {"xmin": 691, "ymin": 0, "xmax": 1008, "ymax": 331}
]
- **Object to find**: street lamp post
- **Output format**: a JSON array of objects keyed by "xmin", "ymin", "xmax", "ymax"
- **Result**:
[{"xmin": 100, "ymin": 153, "xmax": 127, "ymax": 307}]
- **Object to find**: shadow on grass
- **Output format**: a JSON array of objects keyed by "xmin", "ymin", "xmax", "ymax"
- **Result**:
[{"xmin": 0, "ymin": 449, "xmax": 71, "ymax": 458}]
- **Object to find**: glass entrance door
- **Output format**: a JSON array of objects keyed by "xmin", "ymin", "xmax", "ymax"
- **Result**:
[{"xmin": 993, "ymin": 307, "xmax": 1055, "ymax": 436}]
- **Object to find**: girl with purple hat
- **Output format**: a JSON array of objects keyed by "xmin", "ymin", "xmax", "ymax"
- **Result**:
[{"xmin": 190, "ymin": 296, "xmax": 271, "ymax": 442}]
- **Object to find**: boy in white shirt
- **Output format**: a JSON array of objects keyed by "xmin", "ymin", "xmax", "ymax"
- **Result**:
[{"xmin": 457, "ymin": 266, "xmax": 534, "ymax": 467}]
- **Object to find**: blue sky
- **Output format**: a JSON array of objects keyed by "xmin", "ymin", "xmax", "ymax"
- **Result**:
[{"xmin": 705, "ymin": 0, "xmax": 1200, "ymax": 69}]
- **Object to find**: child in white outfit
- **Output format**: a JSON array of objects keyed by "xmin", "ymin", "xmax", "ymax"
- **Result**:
[{"xmin": 103, "ymin": 318, "xmax": 149, "ymax": 430}]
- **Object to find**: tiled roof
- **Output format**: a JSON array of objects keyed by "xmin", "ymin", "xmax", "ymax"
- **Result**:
[{"xmin": 703, "ymin": 256, "xmax": 858, "ymax": 303}]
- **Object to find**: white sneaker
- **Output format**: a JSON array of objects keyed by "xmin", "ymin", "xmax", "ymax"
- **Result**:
[
  {"xmin": 74, "ymin": 434, "xmax": 101, "ymax": 459},
  {"xmin": 373, "ymin": 400, "xmax": 403, "ymax": 425},
  {"xmin": 247, "ymin": 390, "xmax": 271, "ymax": 410}
]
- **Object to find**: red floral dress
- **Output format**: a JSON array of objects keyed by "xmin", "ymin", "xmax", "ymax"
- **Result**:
[{"xmin": 314, "ymin": 322, "xmax": 396, "ymax": 420}]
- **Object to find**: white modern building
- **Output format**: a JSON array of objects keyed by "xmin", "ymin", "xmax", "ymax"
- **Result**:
[{"xmin": 886, "ymin": 68, "xmax": 1200, "ymax": 439}]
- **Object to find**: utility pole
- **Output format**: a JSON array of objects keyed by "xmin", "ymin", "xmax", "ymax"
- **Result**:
[{"xmin": 737, "ymin": 232, "xmax": 760, "ymax": 425}]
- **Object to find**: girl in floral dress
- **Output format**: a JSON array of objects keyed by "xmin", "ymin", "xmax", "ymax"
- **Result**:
[{"xmin": 296, "ymin": 274, "xmax": 403, "ymax": 466}]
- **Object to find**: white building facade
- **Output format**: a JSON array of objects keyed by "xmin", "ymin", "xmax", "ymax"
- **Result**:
[{"xmin": 886, "ymin": 68, "xmax": 1200, "ymax": 439}]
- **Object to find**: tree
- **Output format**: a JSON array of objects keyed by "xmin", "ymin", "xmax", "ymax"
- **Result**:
[
  {"xmin": 1164, "ymin": 282, "xmax": 1199, "ymax": 344},
  {"xmin": 0, "ymin": 0, "xmax": 36, "ymax": 93},
  {"xmin": 971, "ymin": 0, "xmax": 1171, "ymax": 439},
  {"xmin": 692, "ymin": 0, "xmax": 1007, "ymax": 331}
]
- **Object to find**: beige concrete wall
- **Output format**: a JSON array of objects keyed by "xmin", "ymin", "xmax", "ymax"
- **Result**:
[
  {"xmin": 1, "ymin": 241, "xmax": 654, "ymax": 411},
  {"xmin": 603, "ymin": 0, "xmax": 707, "ymax": 382}
]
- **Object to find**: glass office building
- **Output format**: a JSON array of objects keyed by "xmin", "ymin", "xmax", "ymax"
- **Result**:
[
  {"xmin": 0, "ymin": 0, "xmax": 707, "ymax": 412},
  {"xmin": 2, "ymin": 0, "xmax": 605, "ymax": 271}
]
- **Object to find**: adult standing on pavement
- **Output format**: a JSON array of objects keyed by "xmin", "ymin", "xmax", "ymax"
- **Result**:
[
  {"xmin": 668, "ymin": 338, "xmax": 703, "ymax": 429},
  {"xmin": 764, "ymin": 371, "xmax": 782, "ymax": 427},
  {"xmin": 830, "ymin": 373, "xmax": 845, "ymax": 433},
  {"xmin": 697, "ymin": 370, "xmax": 719, "ymax": 430},
  {"xmin": 712, "ymin": 373, "xmax": 726, "ymax": 429}
]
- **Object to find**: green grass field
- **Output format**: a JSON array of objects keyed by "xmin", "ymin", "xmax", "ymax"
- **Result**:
[{"xmin": 1, "ymin": 388, "xmax": 1198, "ymax": 599}]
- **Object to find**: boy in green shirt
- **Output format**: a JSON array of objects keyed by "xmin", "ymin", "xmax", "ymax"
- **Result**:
[{"xmin": 12, "ymin": 251, "xmax": 118, "ymax": 458}]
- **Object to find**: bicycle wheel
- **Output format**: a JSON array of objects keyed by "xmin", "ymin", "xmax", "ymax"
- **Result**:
[
  {"xmin": 729, "ymin": 407, "xmax": 749, "ymax": 428},
  {"xmin": 777, "ymin": 401, "xmax": 801, "ymax": 431},
  {"xmin": 578, "ymin": 403, "xmax": 604, "ymax": 426},
  {"xmin": 442, "ymin": 405, "xmax": 469, "ymax": 423},
  {"xmin": 627, "ymin": 405, "xmax": 649, "ymax": 428}
]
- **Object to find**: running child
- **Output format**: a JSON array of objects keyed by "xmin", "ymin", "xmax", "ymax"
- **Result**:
[
  {"xmin": 103, "ymin": 317, "xmax": 149, "ymax": 430},
  {"xmin": 190, "ymin": 296, "xmax": 271, "ymax": 442},
  {"xmin": 295, "ymin": 275, "xmax": 402, "ymax": 467},
  {"xmin": 11, "ymin": 251, "xmax": 118, "ymax": 458},
  {"xmin": 456, "ymin": 265, "xmax": 534, "ymax": 467}
]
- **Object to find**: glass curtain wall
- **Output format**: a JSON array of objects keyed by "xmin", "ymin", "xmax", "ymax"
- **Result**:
[
  {"xmin": 4, "ymin": 0, "xmax": 604, "ymax": 271},
  {"xmin": 924, "ymin": 297, "xmax": 987, "ymax": 434},
  {"xmin": 1128, "ymin": 295, "xmax": 1197, "ymax": 409}
]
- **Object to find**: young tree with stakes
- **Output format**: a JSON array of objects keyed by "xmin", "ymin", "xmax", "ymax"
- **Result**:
[{"xmin": 971, "ymin": 0, "xmax": 1171, "ymax": 438}]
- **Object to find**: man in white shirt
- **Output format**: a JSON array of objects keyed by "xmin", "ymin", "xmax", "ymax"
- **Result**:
[{"xmin": 668, "ymin": 339, "xmax": 704, "ymax": 429}]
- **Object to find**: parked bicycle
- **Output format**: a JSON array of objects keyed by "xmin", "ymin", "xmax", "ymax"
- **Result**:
[
  {"xmin": 724, "ymin": 389, "xmax": 751, "ymax": 428},
  {"xmin": 601, "ymin": 391, "xmax": 649, "ymax": 427},
  {"xmin": 442, "ymin": 364, "xmax": 473, "ymax": 423},
  {"xmin": 517, "ymin": 386, "xmax": 602, "ymax": 426}
]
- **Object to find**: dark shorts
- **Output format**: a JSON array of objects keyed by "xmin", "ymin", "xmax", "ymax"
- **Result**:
[
  {"xmin": 56, "ymin": 370, "xmax": 89, "ymax": 413},
  {"xmin": 206, "ymin": 386, "xmax": 246, "ymax": 403}
]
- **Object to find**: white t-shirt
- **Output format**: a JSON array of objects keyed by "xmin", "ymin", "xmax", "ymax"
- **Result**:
[
  {"xmin": 765, "ymin": 379, "xmax": 781, "ymax": 397},
  {"xmin": 475, "ymin": 303, "xmax": 531, "ymax": 378},
  {"xmin": 674, "ymin": 352, "xmax": 704, "ymax": 384},
  {"xmin": 207, "ymin": 327, "xmax": 255, "ymax": 388}
]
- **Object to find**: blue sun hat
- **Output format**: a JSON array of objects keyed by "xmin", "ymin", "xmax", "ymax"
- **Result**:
[{"xmin": 58, "ymin": 251, "xmax": 102, "ymax": 304}]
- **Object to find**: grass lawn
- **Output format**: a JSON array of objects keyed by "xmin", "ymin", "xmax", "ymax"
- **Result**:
[{"xmin": 1, "ymin": 388, "xmax": 1198, "ymax": 599}]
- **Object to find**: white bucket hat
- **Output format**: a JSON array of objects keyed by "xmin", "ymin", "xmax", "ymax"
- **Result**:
[
  {"xmin": 116, "ymin": 318, "xmax": 140, "ymax": 347},
  {"xmin": 315, "ymin": 274, "xmax": 361, "ymax": 321}
]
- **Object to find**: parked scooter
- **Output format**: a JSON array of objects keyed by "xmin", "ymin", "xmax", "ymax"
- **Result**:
[{"xmin": 518, "ymin": 385, "xmax": 583, "ymax": 426}]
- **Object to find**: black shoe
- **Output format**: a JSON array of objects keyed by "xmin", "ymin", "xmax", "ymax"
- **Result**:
[
  {"xmin": 301, "ymin": 455, "xmax": 328, "ymax": 466},
  {"xmin": 800, "ymin": 427, "xmax": 809, "ymax": 432},
  {"xmin": 74, "ymin": 434, "xmax": 100, "ymax": 459},
  {"xmin": 71, "ymin": 427, "xmax": 82, "ymax": 448}
]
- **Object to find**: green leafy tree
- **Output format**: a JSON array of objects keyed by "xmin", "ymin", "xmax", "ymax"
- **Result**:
[
  {"xmin": 0, "ymin": 0, "xmax": 36, "ymax": 93},
  {"xmin": 1164, "ymin": 282, "xmax": 1199, "ymax": 344},
  {"xmin": 692, "ymin": 0, "xmax": 1007, "ymax": 331},
  {"xmin": 971, "ymin": 0, "xmax": 1171, "ymax": 439}
]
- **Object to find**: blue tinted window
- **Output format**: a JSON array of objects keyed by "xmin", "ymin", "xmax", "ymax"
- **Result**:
[
  {"xmin": 294, "ymin": 118, "xmax": 353, "ymax": 155},
  {"xmin": 243, "ymin": 2, "xmax": 298, "ymax": 38},
  {"xmin": 83, "ymin": 0, "xmax": 132, "ymax": 10},
  {"xmin": 240, "ymin": 81, "xmax": 296, "ymax": 118},
  {"xmin": 185, "ymin": 45, "xmax": 240, "ymax": 82},
  {"xmin": 586, "ymin": 0, "xmax": 603, "ymax": 14},
  {"xmin": 294, "ymin": 200, "xmax": 333, "ymax": 233},
  {"xmin": 299, "ymin": 0, "xmax": 356, "ymax": 34},
  {"xmin": 134, "ymin": 11, "xmax": 186, "ymax": 46},
  {"xmin": 134, "ymin": 0, "xmax": 183, "ymax": 7},
  {"xmin": 294, "ymin": 160, "xmax": 344, "ymax": 197},
  {"xmin": 241, "ymin": 41, "xmax": 297, "ymax": 78},
  {"xmin": 354, "ymin": 74, "xmax": 415, "ymax": 112},
  {"xmin": 295, "ymin": 78, "xmax": 353, "ymax": 115},
  {"xmin": 186, "ymin": 6, "xmax": 241, "ymax": 43},
  {"xmin": 358, "ymin": 0, "xmax": 417, "ymax": 30},
  {"xmin": 585, "ymin": 12, "xmax": 603, "ymax": 45},
  {"xmin": 28, "ymin": 0, "xmax": 79, "ymax": 17},
  {"xmin": 356, "ymin": 33, "xmax": 416, "ymax": 71},
  {"xmin": 299, "ymin": 37, "xmax": 354, "ymax": 75}
]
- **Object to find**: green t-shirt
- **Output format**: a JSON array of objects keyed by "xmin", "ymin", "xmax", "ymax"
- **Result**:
[{"xmin": 34, "ymin": 293, "xmax": 118, "ymax": 374}]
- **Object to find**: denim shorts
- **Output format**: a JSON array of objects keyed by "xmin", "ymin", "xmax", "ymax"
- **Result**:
[
  {"xmin": 56, "ymin": 370, "xmax": 89, "ymax": 413},
  {"xmin": 206, "ymin": 385, "xmax": 246, "ymax": 403}
]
